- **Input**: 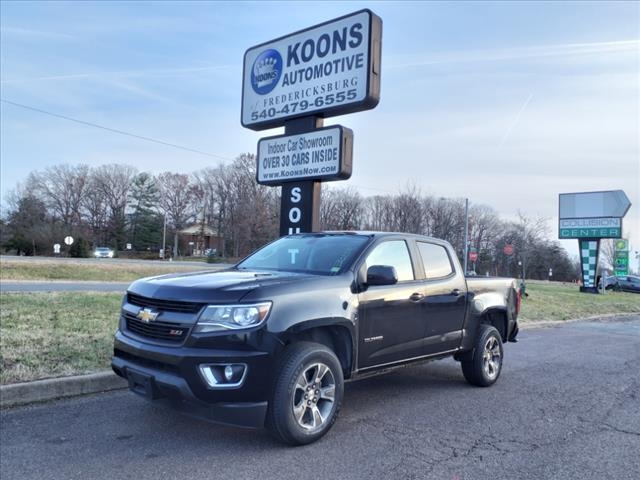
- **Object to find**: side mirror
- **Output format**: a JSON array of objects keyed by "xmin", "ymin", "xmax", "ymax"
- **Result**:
[{"xmin": 367, "ymin": 265, "xmax": 398, "ymax": 286}]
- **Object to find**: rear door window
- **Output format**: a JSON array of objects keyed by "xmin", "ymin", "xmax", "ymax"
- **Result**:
[{"xmin": 417, "ymin": 242, "xmax": 454, "ymax": 279}]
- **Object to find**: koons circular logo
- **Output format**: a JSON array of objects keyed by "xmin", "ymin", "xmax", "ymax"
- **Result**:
[{"xmin": 251, "ymin": 49, "xmax": 283, "ymax": 95}]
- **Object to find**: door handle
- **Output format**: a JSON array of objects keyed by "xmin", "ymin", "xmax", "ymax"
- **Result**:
[
  {"xmin": 409, "ymin": 292, "xmax": 424, "ymax": 302},
  {"xmin": 450, "ymin": 289, "xmax": 462, "ymax": 296}
]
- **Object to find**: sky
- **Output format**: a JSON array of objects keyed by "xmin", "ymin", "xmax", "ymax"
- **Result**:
[{"xmin": 1, "ymin": 1, "xmax": 638, "ymax": 269}]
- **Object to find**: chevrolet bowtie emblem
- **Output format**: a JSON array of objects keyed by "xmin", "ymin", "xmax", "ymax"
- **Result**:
[{"xmin": 136, "ymin": 307, "xmax": 159, "ymax": 323}]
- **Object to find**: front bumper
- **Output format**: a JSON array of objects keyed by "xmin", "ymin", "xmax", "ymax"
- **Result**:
[{"xmin": 111, "ymin": 330, "xmax": 272, "ymax": 428}]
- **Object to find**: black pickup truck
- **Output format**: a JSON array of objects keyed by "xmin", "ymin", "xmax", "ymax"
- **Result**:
[{"xmin": 112, "ymin": 232, "xmax": 520, "ymax": 445}]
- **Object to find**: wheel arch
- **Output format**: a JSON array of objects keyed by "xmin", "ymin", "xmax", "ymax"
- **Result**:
[
  {"xmin": 281, "ymin": 322, "xmax": 355, "ymax": 379},
  {"xmin": 478, "ymin": 308, "xmax": 509, "ymax": 342}
]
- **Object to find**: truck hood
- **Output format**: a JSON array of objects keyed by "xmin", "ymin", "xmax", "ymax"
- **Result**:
[{"xmin": 127, "ymin": 268, "xmax": 316, "ymax": 303}]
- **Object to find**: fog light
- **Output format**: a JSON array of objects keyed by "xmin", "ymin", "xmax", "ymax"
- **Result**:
[{"xmin": 198, "ymin": 363, "xmax": 247, "ymax": 389}]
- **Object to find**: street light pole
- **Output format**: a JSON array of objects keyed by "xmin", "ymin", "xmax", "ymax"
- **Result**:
[
  {"xmin": 463, "ymin": 198, "xmax": 469, "ymax": 275},
  {"xmin": 162, "ymin": 212, "xmax": 167, "ymax": 260}
]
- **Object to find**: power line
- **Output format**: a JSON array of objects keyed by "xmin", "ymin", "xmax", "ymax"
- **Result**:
[{"xmin": 0, "ymin": 98, "xmax": 234, "ymax": 161}]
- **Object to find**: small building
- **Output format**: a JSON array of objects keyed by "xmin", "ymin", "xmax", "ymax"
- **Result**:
[{"xmin": 179, "ymin": 225, "xmax": 223, "ymax": 256}]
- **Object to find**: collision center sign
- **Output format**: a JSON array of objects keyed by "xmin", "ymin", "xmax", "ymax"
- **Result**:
[
  {"xmin": 558, "ymin": 217, "xmax": 622, "ymax": 239},
  {"xmin": 241, "ymin": 9, "xmax": 382, "ymax": 130},
  {"xmin": 558, "ymin": 190, "xmax": 631, "ymax": 239},
  {"xmin": 257, "ymin": 126, "xmax": 353, "ymax": 185}
]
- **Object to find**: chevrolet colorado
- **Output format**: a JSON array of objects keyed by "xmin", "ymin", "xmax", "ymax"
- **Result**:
[{"xmin": 112, "ymin": 232, "xmax": 519, "ymax": 445}]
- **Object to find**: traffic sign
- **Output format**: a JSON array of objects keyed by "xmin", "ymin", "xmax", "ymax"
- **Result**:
[
  {"xmin": 503, "ymin": 244, "xmax": 514, "ymax": 256},
  {"xmin": 64, "ymin": 236, "xmax": 74, "ymax": 246},
  {"xmin": 469, "ymin": 251, "xmax": 478, "ymax": 262}
]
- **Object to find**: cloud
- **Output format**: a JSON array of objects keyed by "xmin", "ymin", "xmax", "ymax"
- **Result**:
[
  {"xmin": 498, "ymin": 93, "xmax": 534, "ymax": 150},
  {"xmin": 0, "ymin": 64, "xmax": 238, "ymax": 85},
  {"xmin": 0, "ymin": 25, "xmax": 74, "ymax": 40},
  {"xmin": 386, "ymin": 39, "xmax": 639, "ymax": 69}
]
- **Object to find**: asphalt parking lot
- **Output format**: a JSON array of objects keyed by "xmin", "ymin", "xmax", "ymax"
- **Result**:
[{"xmin": 1, "ymin": 316, "xmax": 639, "ymax": 480}]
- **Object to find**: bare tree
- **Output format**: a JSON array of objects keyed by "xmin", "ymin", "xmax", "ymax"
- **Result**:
[
  {"xmin": 193, "ymin": 165, "xmax": 231, "ymax": 257},
  {"xmin": 427, "ymin": 197, "xmax": 465, "ymax": 246},
  {"xmin": 392, "ymin": 184, "xmax": 425, "ymax": 234},
  {"xmin": 362, "ymin": 195, "xmax": 396, "ymax": 231},
  {"xmin": 81, "ymin": 173, "xmax": 109, "ymax": 246},
  {"xmin": 93, "ymin": 164, "xmax": 138, "ymax": 249},
  {"xmin": 226, "ymin": 154, "xmax": 279, "ymax": 257},
  {"xmin": 27, "ymin": 164, "xmax": 90, "ymax": 227},
  {"xmin": 156, "ymin": 171, "xmax": 200, "ymax": 257},
  {"xmin": 514, "ymin": 211, "xmax": 549, "ymax": 279},
  {"xmin": 320, "ymin": 186, "xmax": 363, "ymax": 230},
  {"xmin": 599, "ymin": 239, "xmax": 615, "ymax": 271},
  {"xmin": 467, "ymin": 204, "xmax": 502, "ymax": 273}
]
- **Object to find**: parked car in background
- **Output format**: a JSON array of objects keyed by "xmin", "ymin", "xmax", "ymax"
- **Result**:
[
  {"xmin": 94, "ymin": 247, "xmax": 114, "ymax": 258},
  {"xmin": 615, "ymin": 275, "xmax": 640, "ymax": 293},
  {"xmin": 600, "ymin": 275, "xmax": 619, "ymax": 290}
]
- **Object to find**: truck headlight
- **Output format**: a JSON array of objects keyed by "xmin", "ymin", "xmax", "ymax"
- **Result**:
[{"xmin": 194, "ymin": 302, "xmax": 271, "ymax": 332}]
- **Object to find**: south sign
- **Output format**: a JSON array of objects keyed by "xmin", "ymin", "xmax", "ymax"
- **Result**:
[{"xmin": 241, "ymin": 9, "xmax": 382, "ymax": 130}]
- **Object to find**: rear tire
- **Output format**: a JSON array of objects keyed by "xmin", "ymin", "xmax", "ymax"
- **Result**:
[
  {"xmin": 461, "ymin": 325, "xmax": 503, "ymax": 387},
  {"xmin": 266, "ymin": 342, "xmax": 343, "ymax": 445}
]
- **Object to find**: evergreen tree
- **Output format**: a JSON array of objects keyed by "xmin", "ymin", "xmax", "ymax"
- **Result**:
[{"xmin": 128, "ymin": 173, "xmax": 162, "ymax": 250}]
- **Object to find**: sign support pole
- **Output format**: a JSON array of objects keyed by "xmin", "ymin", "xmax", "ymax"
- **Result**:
[
  {"xmin": 578, "ymin": 238, "xmax": 600, "ymax": 294},
  {"xmin": 278, "ymin": 117, "xmax": 324, "ymax": 236}
]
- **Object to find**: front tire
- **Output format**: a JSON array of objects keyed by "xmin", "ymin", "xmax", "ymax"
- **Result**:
[
  {"xmin": 266, "ymin": 342, "xmax": 344, "ymax": 445},
  {"xmin": 461, "ymin": 325, "xmax": 504, "ymax": 387}
]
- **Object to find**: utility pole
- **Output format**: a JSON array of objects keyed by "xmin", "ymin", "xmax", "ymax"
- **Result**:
[
  {"xmin": 162, "ymin": 211, "xmax": 167, "ymax": 260},
  {"xmin": 463, "ymin": 198, "xmax": 469, "ymax": 275}
]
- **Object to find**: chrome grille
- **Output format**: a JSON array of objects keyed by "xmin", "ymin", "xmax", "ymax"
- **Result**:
[
  {"xmin": 127, "ymin": 293, "xmax": 203, "ymax": 314},
  {"xmin": 125, "ymin": 313, "xmax": 190, "ymax": 343}
]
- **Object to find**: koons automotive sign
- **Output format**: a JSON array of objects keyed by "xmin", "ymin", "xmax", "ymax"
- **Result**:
[{"xmin": 241, "ymin": 9, "xmax": 382, "ymax": 130}]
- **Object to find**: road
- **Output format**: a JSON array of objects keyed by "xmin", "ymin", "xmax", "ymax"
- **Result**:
[
  {"xmin": 0, "ymin": 254, "xmax": 232, "ymax": 269},
  {"xmin": 1, "ymin": 316, "xmax": 639, "ymax": 480},
  {"xmin": 1, "ymin": 281, "xmax": 130, "ymax": 292}
]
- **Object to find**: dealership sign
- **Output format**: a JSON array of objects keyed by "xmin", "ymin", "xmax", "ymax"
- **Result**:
[
  {"xmin": 257, "ymin": 126, "xmax": 353, "ymax": 185},
  {"xmin": 558, "ymin": 190, "xmax": 631, "ymax": 239},
  {"xmin": 241, "ymin": 9, "xmax": 382, "ymax": 130},
  {"xmin": 558, "ymin": 190, "xmax": 632, "ymax": 293}
]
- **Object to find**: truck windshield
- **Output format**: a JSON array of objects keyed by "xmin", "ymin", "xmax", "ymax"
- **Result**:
[{"xmin": 236, "ymin": 234, "xmax": 370, "ymax": 275}]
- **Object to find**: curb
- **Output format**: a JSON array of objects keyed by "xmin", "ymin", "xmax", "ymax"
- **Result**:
[
  {"xmin": 0, "ymin": 371, "xmax": 127, "ymax": 408},
  {"xmin": 520, "ymin": 312, "xmax": 639, "ymax": 329}
]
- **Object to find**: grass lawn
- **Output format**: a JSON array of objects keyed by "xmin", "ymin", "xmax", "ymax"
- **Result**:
[
  {"xmin": 0, "ymin": 292, "xmax": 122, "ymax": 384},
  {"xmin": 0, "ymin": 257, "xmax": 219, "ymax": 282},
  {"xmin": 519, "ymin": 282, "xmax": 640, "ymax": 321}
]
